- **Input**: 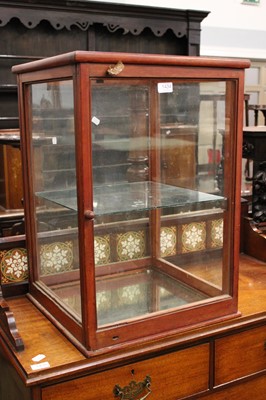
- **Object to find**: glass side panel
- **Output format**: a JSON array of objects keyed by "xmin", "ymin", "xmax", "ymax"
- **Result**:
[
  {"xmin": 29, "ymin": 80, "xmax": 81, "ymax": 320},
  {"xmin": 91, "ymin": 79, "xmax": 231, "ymax": 328},
  {"xmin": 159, "ymin": 82, "xmax": 227, "ymax": 289}
]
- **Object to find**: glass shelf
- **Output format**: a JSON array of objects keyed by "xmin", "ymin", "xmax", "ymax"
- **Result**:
[{"xmin": 37, "ymin": 181, "xmax": 226, "ymax": 216}]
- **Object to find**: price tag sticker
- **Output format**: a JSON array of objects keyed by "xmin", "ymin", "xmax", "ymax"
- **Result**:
[
  {"xmin": 32, "ymin": 354, "xmax": 46, "ymax": 362},
  {"xmin": 92, "ymin": 116, "xmax": 100, "ymax": 126},
  {"xmin": 157, "ymin": 82, "xmax": 173, "ymax": 93},
  {"xmin": 31, "ymin": 361, "xmax": 50, "ymax": 371}
]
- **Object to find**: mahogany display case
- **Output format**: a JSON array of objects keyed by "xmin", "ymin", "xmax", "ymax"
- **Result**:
[{"xmin": 10, "ymin": 51, "xmax": 250, "ymax": 356}]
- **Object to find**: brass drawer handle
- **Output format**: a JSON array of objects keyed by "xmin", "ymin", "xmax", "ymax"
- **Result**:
[{"xmin": 113, "ymin": 375, "xmax": 152, "ymax": 400}]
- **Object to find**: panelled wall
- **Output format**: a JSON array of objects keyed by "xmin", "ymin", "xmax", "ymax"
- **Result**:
[{"xmin": 245, "ymin": 62, "xmax": 266, "ymax": 125}]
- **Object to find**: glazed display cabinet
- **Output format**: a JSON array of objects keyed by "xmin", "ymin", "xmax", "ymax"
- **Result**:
[{"xmin": 12, "ymin": 52, "xmax": 248, "ymax": 355}]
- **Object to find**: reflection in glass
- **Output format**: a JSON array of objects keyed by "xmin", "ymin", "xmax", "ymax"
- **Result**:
[
  {"xmin": 28, "ymin": 78, "xmax": 230, "ymax": 327},
  {"xmin": 91, "ymin": 80, "xmax": 229, "ymax": 328},
  {"xmin": 30, "ymin": 80, "xmax": 81, "ymax": 319}
]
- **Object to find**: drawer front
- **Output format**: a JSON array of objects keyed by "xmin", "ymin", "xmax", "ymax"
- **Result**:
[
  {"xmin": 200, "ymin": 374, "xmax": 266, "ymax": 400},
  {"xmin": 215, "ymin": 325, "xmax": 266, "ymax": 385},
  {"xmin": 42, "ymin": 343, "xmax": 209, "ymax": 400}
]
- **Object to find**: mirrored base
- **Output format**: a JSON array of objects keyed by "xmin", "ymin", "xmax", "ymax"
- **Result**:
[{"xmin": 51, "ymin": 266, "xmax": 209, "ymax": 327}]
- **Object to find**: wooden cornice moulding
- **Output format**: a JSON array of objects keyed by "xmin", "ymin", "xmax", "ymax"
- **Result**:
[
  {"xmin": 0, "ymin": 6, "xmax": 93, "ymax": 31},
  {"xmin": 0, "ymin": 288, "xmax": 24, "ymax": 351},
  {"xmin": 0, "ymin": 1, "xmax": 209, "ymax": 38}
]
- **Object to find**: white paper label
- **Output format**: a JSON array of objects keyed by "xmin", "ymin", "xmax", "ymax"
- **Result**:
[
  {"xmin": 157, "ymin": 82, "xmax": 173, "ymax": 93},
  {"xmin": 32, "ymin": 354, "xmax": 46, "ymax": 362},
  {"xmin": 92, "ymin": 116, "xmax": 100, "ymax": 125},
  {"xmin": 31, "ymin": 361, "xmax": 50, "ymax": 371}
]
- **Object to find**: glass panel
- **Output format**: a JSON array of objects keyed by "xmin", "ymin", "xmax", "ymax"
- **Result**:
[
  {"xmin": 91, "ymin": 84, "xmax": 149, "ymax": 185},
  {"xmin": 160, "ymin": 81, "xmax": 226, "ymax": 289},
  {"xmin": 29, "ymin": 80, "xmax": 81, "ymax": 320},
  {"xmin": 91, "ymin": 79, "xmax": 230, "ymax": 328}
]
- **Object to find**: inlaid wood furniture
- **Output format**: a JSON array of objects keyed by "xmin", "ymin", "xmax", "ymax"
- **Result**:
[
  {"xmin": 0, "ymin": 129, "xmax": 24, "ymax": 246},
  {"xmin": 1, "ymin": 52, "xmax": 264, "ymax": 400},
  {"xmin": 0, "ymin": 129, "xmax": 23, "ymax": 212}
]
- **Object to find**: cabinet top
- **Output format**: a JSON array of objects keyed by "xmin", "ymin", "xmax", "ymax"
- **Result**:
[
  {"xmin": 12, "ymin": 51, "xmax": 251, "ymax": 74},
  {"xmin": 2, "ymin": 295, "xmax": 265, "ymax": 385}
]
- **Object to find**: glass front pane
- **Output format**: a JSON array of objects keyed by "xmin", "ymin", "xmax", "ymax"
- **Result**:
[
  {"xmin": 29, "ymin": 80, "xmax": 81, "ymax": 319},
  {"xmin": 28, "ymin": 78, "xmax": 232, "ymax": 326},
  {"xmin": 91, "ymin": 79, "xmax": 230, "ymax": 328}
]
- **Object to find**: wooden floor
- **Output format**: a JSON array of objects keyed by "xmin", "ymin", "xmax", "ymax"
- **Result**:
[{"xmin": 238, "ymin": 253, "xmax": 266, "ymax": 316}]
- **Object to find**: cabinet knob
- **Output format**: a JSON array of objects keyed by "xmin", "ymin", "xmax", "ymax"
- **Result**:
[
  {"xmin": 113, "ymin": 375, "xmax": 151, "ymax": 399},
  {"xmin": 84, "ymin": 210, "xmax": 95, "ymax": 220}
]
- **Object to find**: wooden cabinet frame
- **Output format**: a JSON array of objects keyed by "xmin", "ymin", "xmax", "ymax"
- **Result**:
[{"xmin": 10, "ymin": 52, "xmax": 250, "ymax": 356}]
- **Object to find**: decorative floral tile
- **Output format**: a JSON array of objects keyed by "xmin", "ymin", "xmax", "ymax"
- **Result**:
[
  {"xmin": 211, "ymin": 219, "xmax": 223, "ymax": 248},
  {"xmin": 96, "ymin": 290, "xmax": 112, "ymax": 312},
  {"xmin": 94, "ymin": 235, "xmax": 110, "ymax": 266},
  {"xmin": 117, "ymin": 230, "xmax": 145, "ymax": 261},
  {"xmin": 0, "ymin": 248, "xmax": 28, "ymax": 283},
  {"xmin": 181, "ymin": 222, "xmax": 206, "ymax": 253},
  {"xmin": 118, "ymin": 284, "xmax": 142, "ymax": 304},
  {"xmin": 40, "ymin": 241, "xmax": 74, "ymax": 275},
  {"xmin": 160, "ymin": 226, "xmax": 177, "ymax": 257},
  {"xmin": 61, "ymin": 294, "xmax": 81, "ymax": 315},
  {"xmin": 96, "ymin": 283, "xmax": 147, "ymax": 323},
  {"xmin": 96, "ymin": 285, "xmax": 143, "ymax": 312}
]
